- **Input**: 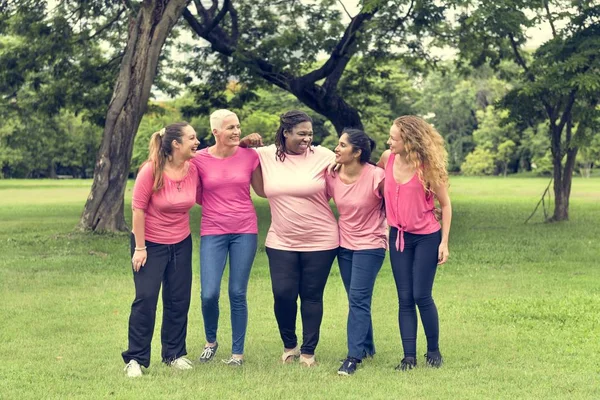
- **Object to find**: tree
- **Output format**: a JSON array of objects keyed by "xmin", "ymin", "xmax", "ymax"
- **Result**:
[
  {"xmin": 454, "ymin": 1, "xmax": 600, "ymax": 221},
  {"xmin": 79, "ymin": 0, "xmax": 190, "ymax": 231}
]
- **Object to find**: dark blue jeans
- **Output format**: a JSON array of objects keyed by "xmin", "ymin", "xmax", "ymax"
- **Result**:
[
  {"xmin": 338, "ymin": 247, "xmax": 386, "ymax": 360},
  {"xmin": 389, "ymin": 228, "xmax": 441, "ymax": 358},
  {"xmin": 200, "ymin": 233, "xmax": 257, "ymax": 355}
]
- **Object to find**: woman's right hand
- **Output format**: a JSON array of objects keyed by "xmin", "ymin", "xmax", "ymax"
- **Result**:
[
  {"xmin": 132, "ymin": 249, "xmax": 147, "ymax": 272},
  {"xmin": 327, "ymin": 162, "xmax": 341, "ymax": 176}
]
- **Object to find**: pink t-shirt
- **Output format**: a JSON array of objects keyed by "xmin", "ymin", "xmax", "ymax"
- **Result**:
[
  {"xmin": 256, "ymin": 144, "xmax": 338, "ymax": 251},
  {"xmin": 191, "ymin": 147, "xmax": 259, "ymax": 236},
  {"xmin": 384, "ymin": 152, "xmax": 440, "ymax": 251},
  {"xmin": 132, "ymin": 161, "xmax": 199, "ymax": 244},
  {"xmin": 326, "ymin": 164, "xmax": 387, "ymax": 250}
]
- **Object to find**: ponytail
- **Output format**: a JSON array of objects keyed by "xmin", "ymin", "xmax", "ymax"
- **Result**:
[{"xmin": 144, "ymin": 123, "xmax": 189, "ymax": 192}]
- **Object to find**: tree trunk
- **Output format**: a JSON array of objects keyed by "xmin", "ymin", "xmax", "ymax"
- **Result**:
[
  {"xmin": 550, "ymin": 123, "xmax": 578, "ymax": 222},
  {"xmin": 78, "ymin": 0, "xmax": 189, "ymax": 232}
]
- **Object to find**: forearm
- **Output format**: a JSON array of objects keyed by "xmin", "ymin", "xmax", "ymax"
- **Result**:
[
  {"xmin": 440, "ymin": 204, "xmax": 452, "ymax": 244},
  {"xmin": 131, "ymin": 208, "xmax": 146, "ymax": 248}
]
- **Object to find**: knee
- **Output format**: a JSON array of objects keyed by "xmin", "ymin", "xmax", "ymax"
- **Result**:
[
  {"xmin": 413, "ymin": 293, "xmax": 434, "ymax": 308},
  {"xmin": 228, "ymin": 288, "xmax": 247, "ymax": 305},
  {"xmin": 201, "ymin": 290, "xmax": 220, "ymax": 306}
]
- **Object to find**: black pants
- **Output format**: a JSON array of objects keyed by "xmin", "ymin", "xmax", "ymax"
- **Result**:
[
  {"xmin": 266, "ymin": 247, "xmax": 338, "ymax": 355},
  {"xmin": 122, "ymin": 234, "xmax": 193, "ymax": 367},
  {"xmin": 389, "ymin": 228, "xmax": 441, "ymax": 358}
]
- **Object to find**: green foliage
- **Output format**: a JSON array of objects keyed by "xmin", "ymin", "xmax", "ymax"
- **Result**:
[{"xmin": 461, "ymin": 148, "xmax": 495, "ymax": 175}]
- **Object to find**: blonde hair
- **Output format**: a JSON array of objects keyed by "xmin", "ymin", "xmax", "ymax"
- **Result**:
[
  {"xmin": 210, "ymin": 109, "xmax": 236, "ymax": 132},
  {"xmin": 393, "ymin": 115, "xmax": 448, "ymax": 196}
]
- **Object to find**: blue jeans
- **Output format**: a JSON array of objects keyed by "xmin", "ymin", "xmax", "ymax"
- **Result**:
[
  {"xmin": 338, "ymin": 247, "xmax": 386, "ymax": 360},
  {"xmin": 200, "ymin": 234, "xmax": 257, "ymax": 355}
]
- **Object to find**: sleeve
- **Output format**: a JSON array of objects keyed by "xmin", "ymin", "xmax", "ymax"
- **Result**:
[
  {"xmin": 132, "ymin": 162, "xmax": 154, "ymax": 210},
  {"xmin": 372, "ymin": 166, "xmax": 385, "ymax": 199},
  {"xmin": 325, "ymin": 172, "xmax": 334, "ymax": 200},
  {"xmin": 249, "ymin": 148, "xmax": 260, "ymax": 171}
]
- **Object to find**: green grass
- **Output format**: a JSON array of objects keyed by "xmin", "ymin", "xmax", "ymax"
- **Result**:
[{"xmin": 1, "ymin": 177, "xmax": 599, "ymax": 399}]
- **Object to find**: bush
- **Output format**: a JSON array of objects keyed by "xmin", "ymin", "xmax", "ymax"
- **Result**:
[{"xmin": 461, "ymin": 148, "xmax": 495, "ymax": 175}]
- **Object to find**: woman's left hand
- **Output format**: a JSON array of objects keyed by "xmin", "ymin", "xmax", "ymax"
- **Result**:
[{"xmin": 438, "ymin": 242, "xmax": 449, "ymax": 265}]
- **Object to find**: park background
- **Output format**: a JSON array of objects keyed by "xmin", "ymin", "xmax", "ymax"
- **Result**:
[{"xmin": 1, "ymin": 0, "xmax": 599, "ymax": 399}]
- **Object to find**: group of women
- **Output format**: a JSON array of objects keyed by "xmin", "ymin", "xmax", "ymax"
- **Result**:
[{"xmin": 121, "ymin": 109, "xmax": 452, "ymax": 377}]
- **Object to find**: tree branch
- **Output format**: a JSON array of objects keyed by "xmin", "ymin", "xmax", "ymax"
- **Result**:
[
  {"xmin": 301, "ymin": 5, "xmax": 380, "ymax": 85},
  {"xmin": 557, "ymin": 89, "xmax": 578, "ymax": 134},
  {"xmin": 206, "ymin": 0, "xmax": 230, "ymax": 33},
  {"xmin": 82, "ymin": 7, "xmax": 126, "ymax": 42},
  {"xmin": 337, "ymin": 0, "xmax": 353, "ymax": 19},
  {"xmin": 543, "ymin": 0, "xmax": 557, "ymax": 38}
]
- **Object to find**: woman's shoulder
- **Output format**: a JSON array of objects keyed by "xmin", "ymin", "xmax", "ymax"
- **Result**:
[{"xmin": 255, "ymin": 144, "xmax": 276, "ymax": 156}]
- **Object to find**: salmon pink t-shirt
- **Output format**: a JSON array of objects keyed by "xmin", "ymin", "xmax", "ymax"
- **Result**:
[
  {"xmin": 132, "ymin": 161, "xmax": 199, "ymax": 244},
  {"xmin": 384, "ymin": 152, "xmax": 440, "ymax": 251},
  {"xmin": 256, "ymin": 144, "xmax": 338, "ymax": 251},
  {"xmin": 326, "ymin": 164, "xmax": 387, "ymax": 250},
  {"xmin": 191, "ymin": 147, "xmax": 259, "ymax": 236}
]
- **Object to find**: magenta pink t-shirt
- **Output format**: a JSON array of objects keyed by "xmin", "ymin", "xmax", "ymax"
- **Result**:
[
  {"xmin": 191, "ymin": 147, "xmax": 259, "ymax": 236},
  {"xmin": 326, "ymin": 164, "xmax": 387, "ymax": 250},
  {"xmin": 384, "ymin": 152, "xmax": 440, "ymax": 251},
  {"xmin": 256, "ymin": 144, "xmax": 338, "ymax": 251},
  {"xmin": 132, "ymin": 161, "xmax": 199, "ymax": 244}
]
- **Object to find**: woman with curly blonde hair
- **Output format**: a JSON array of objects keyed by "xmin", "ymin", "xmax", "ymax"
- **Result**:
[{"xmin": 377, "ymin": 115, "xmax": 452, "ymax": 371}]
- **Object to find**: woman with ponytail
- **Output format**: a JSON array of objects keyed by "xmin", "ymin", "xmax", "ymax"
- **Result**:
[
  {"xmin": 325, "ymin": 129, "xmax": 387, "ymax": 376},
  {"xmin": 378, "ymin": 115, "xmax": 452, "ymax": 372},
  {"xmin": 122, "ymin": 122, "xmax": 200, "ymax": 378},
  {"xmin": 253, "ymin": 110, "xmax": 338, "ymax": 367}
]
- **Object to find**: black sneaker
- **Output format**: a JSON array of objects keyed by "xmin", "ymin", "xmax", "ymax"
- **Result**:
[
  {"xmin": 337, "ymin": 357, "xmax": 360, "ymax": 376},
  {"xmin": 199, "ymin": 342, "xmax": 218, "ymax": 363},
  {"xmin": 425, "ymin": 350, "xmax": 443, "ymax": 368},
  {"xmin": 395, "ymin": 357, "xmax": 416, "ymax": 371}
]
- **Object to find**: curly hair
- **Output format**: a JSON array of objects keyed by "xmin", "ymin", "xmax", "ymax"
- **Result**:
[{"xmin": 393, "ymin": 116, "xmax": 448, "ymax": 196}]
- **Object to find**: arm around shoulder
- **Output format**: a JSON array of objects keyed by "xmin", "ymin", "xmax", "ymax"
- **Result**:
[{"xmin": 377, "ymin": 150, "xmax": 391, "ymax": 169}]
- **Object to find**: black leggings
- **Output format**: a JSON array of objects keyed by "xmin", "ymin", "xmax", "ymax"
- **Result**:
[
  {"xmin": 389, "ymin": 228, "xmax": 441, "ymax": 358},
  {"xmin": 122, "ymin": 234, "xmax": 192, "ymax": 367},
  {"xmin": 266, "ymin": 247, "xmax": 338, "ymax": 355}
]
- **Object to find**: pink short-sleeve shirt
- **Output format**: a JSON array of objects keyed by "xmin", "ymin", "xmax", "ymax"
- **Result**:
[
  {"xmin": 256, "ymin": 144, "xmax": 338, "ymax": 251},
  {"xmin": 326, "ymin": 164, "xmax": 387, "ymax": 250},
  {"xmin": 191, "ymin": 147, "xmax": 259, "ymax": 236},
  {"xmin": 132, "ymin": 161, "xmax": 199, "ymax": 244}
]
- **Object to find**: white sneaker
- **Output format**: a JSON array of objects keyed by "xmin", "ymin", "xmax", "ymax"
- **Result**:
[
  {"xmin": 170, "ymin": 356, "xmax": 193, "ymax": 370},
  {"xmin": 124, "ymin": 360, "xmax": 142, "ymax": 378}
]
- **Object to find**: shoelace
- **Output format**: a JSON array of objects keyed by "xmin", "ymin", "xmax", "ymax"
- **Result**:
[
  {"xmin": 222, "ymin": 358, "xmax": 243, "ymax": 365},
  {"xmin": 200, "ymin": 347, "xmax": 215, "ymax": 358}
]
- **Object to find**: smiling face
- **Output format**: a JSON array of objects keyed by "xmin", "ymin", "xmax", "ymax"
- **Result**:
[
  {"xmin": 214, "ymin": 114, "xmax": 241, "ymax": 147},
  {"xmin": 387, "ymin": 124, "xmax": 405, "ymax": 155},
  {"xmin": 181, "ymin": 125, "xmax": 200, "ymax": 159},
  {"xmin": 334, "ymin": 133, "xmax": 360, "ymax": 165},
  {"xmin": 284, "ymin": 121, "xmax": 313, "ymax": 155}
]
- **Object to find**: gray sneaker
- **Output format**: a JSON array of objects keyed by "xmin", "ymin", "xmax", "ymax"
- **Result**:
[
  {"xmin": 199, "ymin": 342, "xmax": 218, "ymax": 363},
  {"xmin": 222, "ymin": 357, "xmax": 244, "ymax": 366}
]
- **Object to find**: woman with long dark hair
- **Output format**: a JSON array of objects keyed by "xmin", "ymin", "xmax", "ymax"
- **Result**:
[{"xmin": 325, "ymin": 128, "xmax": 387, "ymax": 376}]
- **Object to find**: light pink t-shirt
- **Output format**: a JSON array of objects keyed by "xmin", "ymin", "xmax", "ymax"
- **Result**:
[
  {"xmin": 256, "ymin": 144, "xmax": 338, "ymax": 251},
  {"xmin": 326, "ymin": 164, "xmax": 387, "ymax": 250},
  {"xmin": 132, "ymin": 161, "xmax": 199, "ymax": 244},
  {"xmin": 384, "ymin": 152, "xmax": 440, "ymax": 251},
  {"xmin": 191, "ymin": 147, "xmax": 259, "ymax": 236}
]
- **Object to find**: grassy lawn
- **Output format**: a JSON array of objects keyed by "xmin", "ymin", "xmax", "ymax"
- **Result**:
[{"xmin": 0, "ymin": 177, "xmax": 599, "ymax": 399}]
